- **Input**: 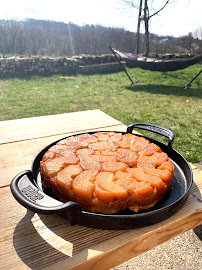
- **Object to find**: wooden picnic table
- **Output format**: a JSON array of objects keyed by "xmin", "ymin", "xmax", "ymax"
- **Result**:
[{"xmin": 0, "ymin": 109, "xmax": 201, "ymax": 270}]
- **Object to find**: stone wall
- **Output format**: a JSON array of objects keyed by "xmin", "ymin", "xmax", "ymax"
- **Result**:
[
  {"xmin": 0, "ymin": 53, "xmax": 199, "ymax": 77},
  {"xmin": 0, "ymin": 54, "xmax": 117, "ymax": 77}
]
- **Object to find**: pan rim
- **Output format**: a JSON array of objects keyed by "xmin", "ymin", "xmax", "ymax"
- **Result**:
[{"xmin": 32, "ymin": 130, "xmax": 193, "ymax": 220}]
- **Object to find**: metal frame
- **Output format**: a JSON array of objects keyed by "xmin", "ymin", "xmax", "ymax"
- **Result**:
[
  {"xmin": 184, "ymin": 69, "xmax": 202, "ymax": 91},
  {"xmin": 109, "ymin": 46, "xmax": 138, "ymax": 86}
]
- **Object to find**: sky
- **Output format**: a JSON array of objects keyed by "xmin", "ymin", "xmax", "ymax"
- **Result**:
[{"xmin": 0, "ymin": 0, "xmax": 201, "ymax": 37}]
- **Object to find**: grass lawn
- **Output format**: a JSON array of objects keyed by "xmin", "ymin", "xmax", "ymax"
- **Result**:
[{"xmin": 0, "ymin": 63, "xmax": 201, "ymax": 163}]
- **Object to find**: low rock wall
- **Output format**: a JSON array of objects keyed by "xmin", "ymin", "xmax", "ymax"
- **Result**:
[
  {"xmin": 79, "ymin": 61, "xmax": 126, "ymax": 74},
  {"xmin": 0, "ymin": 54, "xmax": 116, "ymax": 77},
  {"xmin": 0, "ymin": 53, "xmax": 199, "ymax": 77}
]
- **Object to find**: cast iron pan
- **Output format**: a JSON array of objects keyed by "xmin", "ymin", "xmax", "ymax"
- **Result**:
[{"xmin": 10, "ymin": 123, "xmax": 193, "ymax": 230}]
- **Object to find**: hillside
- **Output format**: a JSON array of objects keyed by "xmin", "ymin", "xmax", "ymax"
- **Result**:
[{"xmin": 0, "ymin": 18, "xmax": 201, "ymax": 57}]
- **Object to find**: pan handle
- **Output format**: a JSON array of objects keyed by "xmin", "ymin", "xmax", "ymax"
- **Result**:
[
  {"xmin": 126, "ymin": 123, "xmax": 175, "ymax": 148},
  {"xmin": 10, "ymin": 170, "xmax": 81, "ymax": 215}
]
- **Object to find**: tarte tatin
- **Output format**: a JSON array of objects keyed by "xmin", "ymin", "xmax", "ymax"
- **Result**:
[{"xmin": 40, "ymin": 132, "xmax": 174, "ymax": 214}]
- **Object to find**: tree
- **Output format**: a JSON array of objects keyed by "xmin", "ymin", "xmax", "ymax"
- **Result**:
[
  {"xmin": 192, "ymin": 27, "xmax": 202, "ymax": 54},
  {"xmin": 122, "ymin": 0, "xmax": 170, "ymax": 56},
  {"xmin": 0, "ymin": 22, "xmax": 9, "ymax": 57},
  {"xmin": 0, "ymin": 19, "xmax": 26, "ymax": 55},
  {"xmin": 192, "ymin": 27, "xmax": 202, "ymax": 40}
]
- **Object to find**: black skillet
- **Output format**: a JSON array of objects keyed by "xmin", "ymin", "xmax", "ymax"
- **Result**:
[{"xmin": 10, "ymin": 123, "xmax": 193, "ymax": 230}]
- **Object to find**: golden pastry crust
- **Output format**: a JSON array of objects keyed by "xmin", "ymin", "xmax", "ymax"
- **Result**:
[{"xmin": 40, "ymin": 132, "xmax": 174, "ymax": 213}]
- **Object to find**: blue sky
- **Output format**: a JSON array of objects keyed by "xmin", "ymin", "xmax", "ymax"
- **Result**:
[{"xmin": 0, "ymin": 0, "xmax": 201, "ymax": 37}]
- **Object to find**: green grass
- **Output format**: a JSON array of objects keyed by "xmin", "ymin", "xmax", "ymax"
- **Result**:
[{"xmin": 0, "ymin": 64, "xmax": 201, "ymax": 163}]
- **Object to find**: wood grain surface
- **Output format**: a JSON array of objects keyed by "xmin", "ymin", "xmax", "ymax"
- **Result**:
[
  {"xmin": 0, "ymin": 110, "xmax": 201, "ymax": 270},
  {"xmin": 0, "ymin": 109, "xmax": 121, "ymax": 144}
]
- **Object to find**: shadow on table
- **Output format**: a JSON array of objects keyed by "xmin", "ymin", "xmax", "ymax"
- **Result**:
[
  {"xmin": 13, "ymin": 211, "xmax": 67, "ymax": 270},
  {"xmin": 12, "ymin": 178, "xmax": 201, "ymax": 269},
  {"xmin": 12, "ymin": 210, "xmax": 124, "ymax": 270}
]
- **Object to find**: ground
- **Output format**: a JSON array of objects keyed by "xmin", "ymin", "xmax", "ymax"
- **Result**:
[{"xmin": 113, "ymin": 226, "xmax": 202, "ymax": 270}]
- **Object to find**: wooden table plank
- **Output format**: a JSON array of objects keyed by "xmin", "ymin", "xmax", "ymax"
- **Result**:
[
  {"xmin": 0, "ymin": 125, "xmax": 126, "ymax": 188},
  {"xmin": 0, "ymin": 167, "xmax": 201, "ymax": 270},
  {"xmin": 0, "ymin": 109, "xmax": 126, "ymax": 188},
  {"xmin": 0, "ymin": 110, "xmax": 201, "ymax": 270},
  {"xmin": 0, "ymin": 109, "xmax": 121, "ymax": 144}
]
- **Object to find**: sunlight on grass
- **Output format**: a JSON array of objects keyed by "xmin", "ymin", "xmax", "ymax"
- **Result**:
[{"xmin": 0, "ymin": 64, "xmax": 201, "ymax": 162}]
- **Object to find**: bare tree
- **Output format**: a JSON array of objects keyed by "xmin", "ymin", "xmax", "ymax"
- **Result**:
[
  {"xmin": 122, "ymin": 0, "xmax": 170, "ymax": 56},
  {"xmin": 192, "ymin": 27, "xmax": 202, "ymax": 40},
  {"xmin": 1, "ymin": 17, "xmax": 200, "ymax": 58},
  {"xmin": 0, "ymin": 19, "xmax": 26, "ymax": 55},
  {"xmin": 0, "ymin": 22, "xmax": 9, "ymax": 57}
]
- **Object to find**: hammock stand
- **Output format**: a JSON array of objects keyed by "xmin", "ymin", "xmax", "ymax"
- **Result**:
[
  {"xmin": 110, "ymin": 46, "xmax": 202, "ymax": 88},
  {"xmin": 109, "ymin": 46, "xmax": 138, "ymax": 85},
  {"xmin": 184, "ymin": 69, "xmax": 202, "ymax": 91}
]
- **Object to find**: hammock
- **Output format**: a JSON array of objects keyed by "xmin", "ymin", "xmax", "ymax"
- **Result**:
[{"xmin": 110, "ymin": 46, "xmax": 202, "ymax": 72}]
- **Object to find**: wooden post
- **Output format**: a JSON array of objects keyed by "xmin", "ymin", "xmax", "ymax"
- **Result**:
[{"xmin": 135, "ymin": 0, "xmax": 143, "ymax": 55}]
